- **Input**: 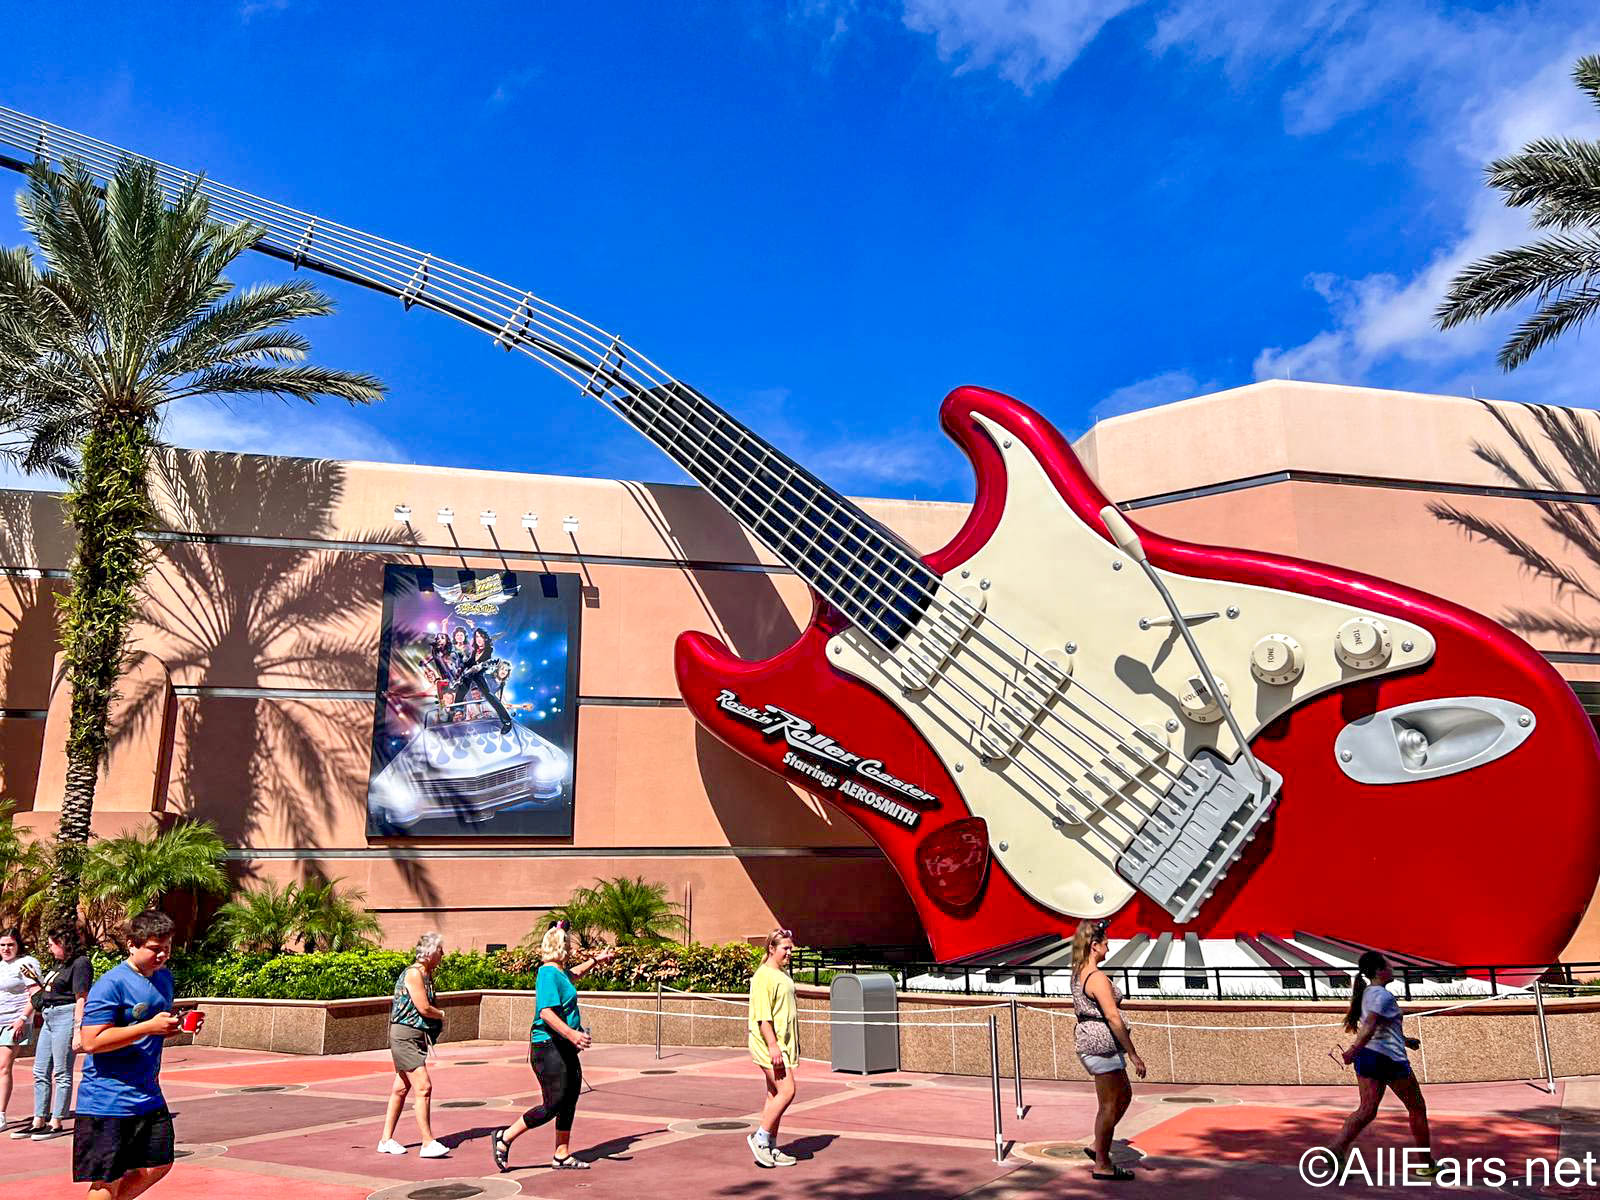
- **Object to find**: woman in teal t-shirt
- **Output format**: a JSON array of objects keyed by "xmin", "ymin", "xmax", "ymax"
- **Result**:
[{"xmin": 492, "ymin": 923, "xmax": 613, "ymax": 1172}]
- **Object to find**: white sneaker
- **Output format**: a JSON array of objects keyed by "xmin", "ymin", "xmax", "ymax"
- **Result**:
[
  {"xmin": 376, "ymin": 1138, "xmax": 407, "ymax": 1155},
  {"xmin": 419, "ymin": 1140, "xmax": 450, "ymax": 1159},
  {"xmin": 769, "ymin": 1146, "xmax": 797, "ymax": 1166},
  {"xmin": 747, "ymin": 1131, "xmax": 775, "ymax": 1168}
]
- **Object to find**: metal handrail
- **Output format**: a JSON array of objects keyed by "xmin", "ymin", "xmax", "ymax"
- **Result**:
[{"xmin": 790, "ymin": 948, "xmax": 1600, "ymax": 999}]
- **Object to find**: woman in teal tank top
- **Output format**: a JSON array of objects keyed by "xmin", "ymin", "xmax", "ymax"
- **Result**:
[
  {"xmin": 378, "ymin": 933, "xmax": 448, "ymax": 1159},
  {"xmin": 492, "ymin": 923, "xmax": 613, "ymax": 1172}
]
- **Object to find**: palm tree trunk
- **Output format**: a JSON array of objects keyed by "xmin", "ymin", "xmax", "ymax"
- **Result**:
[{"xmin": 46, "ymin": 412, "xmax": 155, "ymax": 927}]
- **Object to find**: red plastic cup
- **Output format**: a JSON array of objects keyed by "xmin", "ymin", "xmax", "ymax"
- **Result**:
[{"xmin": 179, "ymin": 1009, "xmax": 204, "ymax": 1033}]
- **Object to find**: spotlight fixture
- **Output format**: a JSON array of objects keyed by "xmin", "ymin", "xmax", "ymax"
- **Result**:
[
  {"xmin": 392, "ymin": 503, "xmax": 413, "ymax": 523},
  {"xmin": 520, "ymin": 512, "xmax": 539, "ymax": 531},
  {"xmin": 479, "ymin": 509, "xmax": 497, "ymax": 528},
  {"xmin": 417, "ymin": 567, "xmax": 435, "ymax": 594},
  {"xmin": 563, "ymin": 515, "xmax": 580, "ymax": 534},
  {"xmin": 437, "ymin": 506, "xmax": 454, "ymax": 527}
]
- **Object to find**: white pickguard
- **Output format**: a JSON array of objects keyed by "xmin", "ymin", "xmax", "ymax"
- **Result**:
[{"xmin": 826, "ymin": 411, "xmax": 1434, "ymax": 920}]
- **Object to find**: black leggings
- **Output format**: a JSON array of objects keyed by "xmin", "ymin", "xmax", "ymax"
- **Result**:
[
  {"xmin": 452, "ymin": 665, "xmax": 513, "ymax": 729},
  {"xmin": 520, "ymin": 1039, "xmax": 581, "ymax": 1132}
]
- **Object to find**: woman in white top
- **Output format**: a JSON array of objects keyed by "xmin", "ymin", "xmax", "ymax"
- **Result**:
[
  {"xmin": 1333, "ymin": 950, "xmax": 1436, "ymax": 1178},
  {"xmin": 0, "ymin": 928, "xmax": 43, "ymax": 1128}
]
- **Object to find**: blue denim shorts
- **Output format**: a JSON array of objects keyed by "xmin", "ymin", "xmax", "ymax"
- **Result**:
[
  {"xmin": 1079, "ymin": 1050, "xmax": 1127, "ymax": 1075},
  {"xmin": 0, "ymin": 1020, "xmax": 35, "ymax": 1048}
]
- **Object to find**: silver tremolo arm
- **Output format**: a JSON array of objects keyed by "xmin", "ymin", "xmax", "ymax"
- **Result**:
[{"xmin": 1099, "ymin": 505, "xmax": 1268, "ymax": 786}]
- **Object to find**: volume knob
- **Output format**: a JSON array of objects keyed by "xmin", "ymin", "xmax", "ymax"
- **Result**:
[
  {"xmin": 1334, "ymin": 617, "xmax": 1392, "ymax": 670},
  {"xmin": 1250, "ymin": 634, "xmax": 1304, "ymax": 686},
  {"xmin": 1177, "ymin": 674, "xmax": 1229, "ymax": 724}
]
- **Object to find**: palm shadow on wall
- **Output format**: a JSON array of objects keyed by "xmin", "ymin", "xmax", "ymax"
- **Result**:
[
  {"xmin": 109, "ymin": 450, "xmax": 439, "ymax": 908},
  {"xmin": 0, "ymin": 491, "xmax": 66, "ymax": 807},
  {"xmin": 626, "ymin": 481, "xmax": 923, "ymax": 945},
  {"xmin": 1429, "ymin": 401, "xmax": 1600, "ymax": 653}
]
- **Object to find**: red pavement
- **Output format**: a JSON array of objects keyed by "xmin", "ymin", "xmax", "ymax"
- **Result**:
[{"xmin": 2, "ymin": 1041, "xmax": 1595, "ymax": 1199}]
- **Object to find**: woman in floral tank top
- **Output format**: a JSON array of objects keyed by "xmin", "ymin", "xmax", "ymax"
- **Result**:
[{"xmin": 1071, "ymin": 920, "xmax": 1145, "ymax": 1182}]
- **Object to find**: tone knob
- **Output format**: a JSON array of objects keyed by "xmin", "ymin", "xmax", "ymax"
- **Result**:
[
  {"xmin": 1177, "ymin": 674, "xmax": 1229, "ymax": 724},
  {"xmin": 1334, "ymin": 617, "xmax": 1392, "ymax": 670},
  {"xmin": 1250, "ymin": 634, "xmax": 1304, "ymax": 686}
]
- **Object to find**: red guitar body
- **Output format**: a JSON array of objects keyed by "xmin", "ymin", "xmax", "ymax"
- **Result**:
[{"xmin": 675, "ymin": 386, "xmax": 1600, "ymax": 965}]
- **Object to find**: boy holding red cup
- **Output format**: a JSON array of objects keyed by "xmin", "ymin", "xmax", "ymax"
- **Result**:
[{"xmin": 73, "ymin": 911, "xmax": 202, "ymax": 1200}]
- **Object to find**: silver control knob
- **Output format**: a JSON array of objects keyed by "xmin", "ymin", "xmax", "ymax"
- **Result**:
[
  {"xmin": 1177, "ymin": 674, "xmax": 1229, "ymax": 724},
  {"xmin": 1334, "ymin": 617, "xmax": 1392, "ymax": 670},
  {"xmin": 1250, "ymin": 634, "xmax": 1304, "ymax": 686}
]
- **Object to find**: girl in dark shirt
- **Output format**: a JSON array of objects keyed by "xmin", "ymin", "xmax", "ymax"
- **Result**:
[{"xmin": 15, "ymin": 926, "xmax": 91, "ymax": 1140}]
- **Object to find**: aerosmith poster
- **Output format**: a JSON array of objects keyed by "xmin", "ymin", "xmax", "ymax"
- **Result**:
[{"xmin": 366, "ymin": 565, "xmax": 581, "ymax": 837}]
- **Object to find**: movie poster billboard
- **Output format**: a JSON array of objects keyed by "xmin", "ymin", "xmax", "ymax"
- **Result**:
[{"xmin": 367, "ymin": 565, "xmax": 581, "ymax": 837}]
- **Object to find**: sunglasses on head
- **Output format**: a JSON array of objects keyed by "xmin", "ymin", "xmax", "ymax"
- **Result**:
[{"xmin": 772, "ymin": 929, "xmax": 793, "ymax": 940}]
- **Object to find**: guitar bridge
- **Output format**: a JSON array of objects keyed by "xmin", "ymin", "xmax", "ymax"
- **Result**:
[{"xmin": 1115, "ymin": 748, "xmax": 1281, "ymax": 923}]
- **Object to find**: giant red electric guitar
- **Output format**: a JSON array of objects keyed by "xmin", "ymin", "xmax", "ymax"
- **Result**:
[{"xmin": 8, "ymin": 108, "xmax": 1598, "ymax": 968}]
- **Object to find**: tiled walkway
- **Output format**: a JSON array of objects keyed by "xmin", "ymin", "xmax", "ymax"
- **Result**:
[{"xmin": 3, "ymin": 1042, "xmax": 1597, "ymax": 1198}]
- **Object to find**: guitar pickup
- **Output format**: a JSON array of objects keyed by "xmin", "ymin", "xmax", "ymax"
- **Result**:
[
  {"xmin": 896, "ymin": 591, "xmax": 984, "ymax": 693},
  {"xmin": 1115, "ymin": 748, "xmax": 1281, "ymax": 923},
  {"xmin": 976, "ymin": 654, "xmax": 1071, "ymax": 761}
]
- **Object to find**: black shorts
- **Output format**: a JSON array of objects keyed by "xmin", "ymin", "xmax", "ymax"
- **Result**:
[
  {"xmin": 73, "ymin": 1108, "xmax": 176, "ymax": 1183},
  {"xmin": 1353, "ymin": 1048, "xmax": 1412, "ymax": 1083}
]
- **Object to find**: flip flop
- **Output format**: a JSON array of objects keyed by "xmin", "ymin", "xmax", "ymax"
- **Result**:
[{"xmin": 1091, "ymin": 1166, "xmax": 1135, "ymax": 1181}]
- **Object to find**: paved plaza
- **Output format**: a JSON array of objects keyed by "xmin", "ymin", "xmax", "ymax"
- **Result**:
[{"xmin": 2, "ymin": 1041, "xmax": 1598, "ymax": 1198}]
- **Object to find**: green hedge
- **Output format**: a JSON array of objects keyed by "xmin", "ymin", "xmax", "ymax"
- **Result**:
[{"xmin": 87, "ymin": 942, "xmax": 767, "ymax": 1001}]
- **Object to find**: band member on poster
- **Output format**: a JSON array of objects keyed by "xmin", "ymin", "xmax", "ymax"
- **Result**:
[
  {"xmin": 419, "ymin": 633, "xmax": 457, "ymax": 703},
  {"xmin": 450, "ymin": 627, "xmax": 470, "ymax": 675},
  {"xmin": 452, "ymin": 629, "xmax": 515, "ymax": 735}
]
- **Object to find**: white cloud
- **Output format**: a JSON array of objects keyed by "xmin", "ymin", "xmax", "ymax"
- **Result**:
[
  {"xmin": 902, "ymin": 0, "xmax": 1146, "ymax": 91},
  {"xmin": 486, "ymin": 68, "xmax": 541, "ymax": 110},
  {"xmin": 1091, "ymin": 368, "xmax": 1210, "ymax": 423},
  {"xmin": 1254, "ymin": 32, "xmax": 1600, "ymax": 388},
  {"xmin": 158, "ymin": 396, "xmax": 409, "ymax": 465}
]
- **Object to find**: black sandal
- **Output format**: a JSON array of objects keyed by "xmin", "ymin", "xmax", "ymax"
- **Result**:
[
  {"xmin": 1092, "ymin": 1166, "xmax": 1135, "ymax": 1181},
  {"xmin": 491, "ymin": 1128, "xmax": 511, "ymax": 1173}
]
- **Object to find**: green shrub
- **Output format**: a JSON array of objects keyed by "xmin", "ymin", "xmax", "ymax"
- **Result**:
[{"xmin": 82, "ymin": 941, "xmax": 771, "ymax": 1001}]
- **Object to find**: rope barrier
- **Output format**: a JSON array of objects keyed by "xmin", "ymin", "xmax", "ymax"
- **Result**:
[
  {"xmin": 1018, "ymin": 981, "xmax": 1540, "ymax": 1031},
  {"xmin": 582, "ymin": 999, "xmax": 995, "ymax": 1030},
  {"xmin": 658, "ymin": 983, "xmax": 1012, "ymax": 1017}
]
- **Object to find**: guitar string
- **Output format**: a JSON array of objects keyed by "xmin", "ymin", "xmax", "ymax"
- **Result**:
[
  {"xmin": 615, "ymin": 400, "xmax": 1170, "ymax": 866},
  {"xmin": 614, "ymin": 384, "xmax": 1188, "ymax": 826},
  {"xmin": 2, "ymin": 113, "xmax": 1218, "ymax": 827},
  {"xmin": 622, "ymin": 383, "xmax": 1196, "ymax": 797},
  {"xmin": 2, "ymin": 116, "xmax": 1236, "ymax": 891},
  {"xmin": 0, "ymin": 112, "xmax": 1212, "ymax": 840},
  {"xmin": 2, "ymin": 112, "xmax": 1196, "ymax": 788}
]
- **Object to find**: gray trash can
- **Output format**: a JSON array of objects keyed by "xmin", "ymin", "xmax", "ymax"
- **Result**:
[{"xmin": 830, "ymin": 972, "xmax": 899, "ymax": 1073}]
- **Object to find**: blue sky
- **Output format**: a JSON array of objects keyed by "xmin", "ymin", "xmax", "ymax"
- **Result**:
[{"xmin": 5, "ymin": 1, "xmax": 1600, "ymax": 501}]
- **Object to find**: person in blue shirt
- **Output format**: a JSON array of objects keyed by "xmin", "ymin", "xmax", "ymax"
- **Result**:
[
  {"xmin": 491, "ymin": 922, "xmax": 613, "ymax": 1172},
  {"xmin": 72, "ymin": 910, "xmax": 201, "ymax": 1200}
]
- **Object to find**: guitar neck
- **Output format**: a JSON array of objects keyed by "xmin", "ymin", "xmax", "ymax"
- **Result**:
[{"xmin": 0, "ymin": 107, "xmax": 935, "ymax": 650}]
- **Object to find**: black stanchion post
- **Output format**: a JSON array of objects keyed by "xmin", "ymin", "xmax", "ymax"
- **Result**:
[
  {"xmin": 989, "ymin": 1014, "xmax": 1005, "ymax": 1163},
  {"xmin": 1010, "ymin": 997, "xmax": 1024, "ymax": 1118}
]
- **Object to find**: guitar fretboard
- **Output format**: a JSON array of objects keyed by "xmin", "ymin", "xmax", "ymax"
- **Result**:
[{"xmin": 0, "ymin": 108, "xmax": 935, "ymax": 650}]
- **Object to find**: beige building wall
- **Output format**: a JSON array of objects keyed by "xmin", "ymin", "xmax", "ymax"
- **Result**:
[{"xmin": 3, "ymin": 380, "xmax": 1598, "ymax": 958}]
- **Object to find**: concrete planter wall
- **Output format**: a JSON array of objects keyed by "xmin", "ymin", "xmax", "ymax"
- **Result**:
[{"xmin": 174, "ymin": 986, "xmax": 1600, "ymax": 1085}]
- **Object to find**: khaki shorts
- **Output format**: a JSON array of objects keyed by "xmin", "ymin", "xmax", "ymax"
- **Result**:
[{"xmin": 389, "ymin": 1023, "xmax": 430, "ymax": 1072}]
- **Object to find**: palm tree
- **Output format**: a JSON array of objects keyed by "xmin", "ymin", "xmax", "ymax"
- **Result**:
[
  {"xmin": 563, "ymin": 876, "xmax": 685, "ymax": 945},
  {"xmin": 79, "ymin": 820, "xmax": 229, "ymax": 938},
  {"xmin": 1436, "ymin": 55, "xmax": 1600, "ymax": 366},
  {"xmin": 211, "ymin": 880, "xmax": 307, "ymax": 956},
  {"xmin": 0, "ymin": 800, "xmax": 50, "ymax": 936},
  {"xmin": 0, "ymin": 158, "xmax": 383, "ymax": 923},
  {"xmin": 297, "ymin": 877, "xmax": 382, "ymax": 952}
]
